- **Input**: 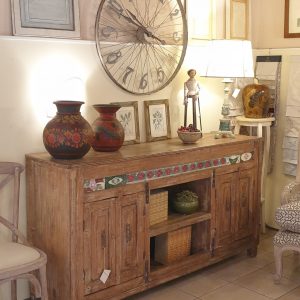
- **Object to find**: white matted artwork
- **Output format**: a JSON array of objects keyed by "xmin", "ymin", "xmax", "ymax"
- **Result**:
[
  {"xmin": 226, "ymin": 0, "xmax": 248, "ymax": 39},
  {"xmin": 144, "ymin": 99, "xmax": 171, "ymax": 142},
  {"xmin": 11, "ymin": 0, "xmax": 80, "ymax": 38},
  {"xmin": 285, "ymin": 0, "xmax": 300, "ymax": 38},
  {"xmin": 112, "ymin": 101, "xmax": 140, "ymax": 145}
]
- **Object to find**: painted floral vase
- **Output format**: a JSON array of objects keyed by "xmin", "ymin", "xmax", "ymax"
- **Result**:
[
  {"xmin": 243, "ymin": 84, "xmax": 270, "ymax": 118},
  {"xmin": 92, "ymin": 104, "xmax": 125, "ymax": 152},
  {"xmin": 43, "ymin": 101, "xmax": 94, "ymax": 159}
]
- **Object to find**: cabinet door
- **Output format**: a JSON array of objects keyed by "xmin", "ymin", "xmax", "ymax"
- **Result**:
[
  {"xmin": 215, "ymin": 172, "xmax": 236, "ymax": 247},
  {"xmin": 83, "ymin": 198, "xmax": 117, "ymax": 295},
  {"xmin": 117, "ymin": 192, "xmax": 146, "ymax": 283},
  {"xmin": 234, "ymin": 168, "xmax": 255, "ymax": 240}
]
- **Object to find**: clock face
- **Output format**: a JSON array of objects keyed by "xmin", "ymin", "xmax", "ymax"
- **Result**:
[{"xmin": 95, "ymin": 0, "xmax": 187, "ymax": 95}]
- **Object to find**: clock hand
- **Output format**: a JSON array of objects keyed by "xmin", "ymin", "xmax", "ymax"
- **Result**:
[
  {"xmin": 126, "ymin": 9, "xmax": 144, "ymax": 27},
  {"xmin": 109, "ymin": 4, "xmax": 166, "ymax": 45},
  {"xmin": 126, "ymin": 9, "xmax": 166, "ymax": 45},
  {"xmin": 108, "ymin": 4, "xmax": 141, "ymax": 27}
]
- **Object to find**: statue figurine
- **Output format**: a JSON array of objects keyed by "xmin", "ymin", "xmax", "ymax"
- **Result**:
[
  {"xmin": 183, "ymin": 69, "xmax": 202, "ymax": 131},
  {"xmin": 184, "ymin": 69, "xmax": 200, "ymax": 103}
]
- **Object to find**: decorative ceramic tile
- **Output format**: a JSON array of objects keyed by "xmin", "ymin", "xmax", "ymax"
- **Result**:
[
  {"xmin": 105, "ymin": 175, "xmax": 127, "ymax": 189},
  {"xmin": 84, "ymin": 153, "xmax": 253, "ymax": 192},
  {"xmin": 84, "ymin": 178, "xmax": 105, "ymax": 192}
]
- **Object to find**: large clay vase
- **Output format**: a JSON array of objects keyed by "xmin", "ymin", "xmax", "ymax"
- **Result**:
[
  {"xmin": 92, "ymin": 104, "xmax": 125, "ymax": 152},
  {"xmin": 43, "ymin": 101, "xmax": 94, "ymax": 159}
]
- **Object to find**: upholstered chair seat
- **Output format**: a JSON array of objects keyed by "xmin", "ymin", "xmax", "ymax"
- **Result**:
[
  {"xmin": 274, "ymin": 230, "xmax": 300, "ymax": 248},
  {"xmin": 0, "ymin": 162, "xmax": 48, "ymax": 299},
  {"xmin": 0, "ymin": 242, "xmax": 41, "ymax": 269}
]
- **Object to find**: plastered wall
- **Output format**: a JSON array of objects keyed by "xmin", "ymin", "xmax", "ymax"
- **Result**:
[{"xmin": 0, "ymin": 35, "xmax": 223, "ymax": 299}]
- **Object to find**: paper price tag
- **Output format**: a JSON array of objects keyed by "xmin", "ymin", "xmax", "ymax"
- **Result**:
[
  {"xmin": 232, "ymin": 89, "xmax": 240, "ymax": 99},
  {"xmin": 100, "ymin": 269, "xmax": 111, "ymax": 284}
]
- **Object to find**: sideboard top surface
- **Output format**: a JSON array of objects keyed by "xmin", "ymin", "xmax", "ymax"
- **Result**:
[{"xmin": 26, "ymin": 134, "xmax": 260, "ymax": 168}]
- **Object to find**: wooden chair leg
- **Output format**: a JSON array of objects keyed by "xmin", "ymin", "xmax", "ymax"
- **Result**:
[
  {"xmin": 39, "ymin": 265, "xmax": 48, "ymax": 300},
  {"xmin": 274, "ymin": 246, "xmax": 283, "ymax": 284},
  {"xmin": 11, "ymin": 279, "xmax": 17, "ymax": 300}
]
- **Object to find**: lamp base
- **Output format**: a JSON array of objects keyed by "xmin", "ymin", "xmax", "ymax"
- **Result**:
[{"xmin": 214, "ymin": 119, "xmax": 235, "ymax": 139}]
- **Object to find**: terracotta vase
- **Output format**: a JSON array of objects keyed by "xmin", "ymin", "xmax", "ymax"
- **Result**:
[
  {"xmin": 243, "ymin": 84, "xmax": 270, "ymax": 118},
  {"xmin": 43, "ymin": 101, "xmax": 94, "ymax": 159},
  {"xmin": 92, "ymin": 104, "xmax": 124, "ymax": 152}
]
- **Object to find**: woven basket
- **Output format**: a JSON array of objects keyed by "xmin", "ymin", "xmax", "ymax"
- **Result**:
[
  {"xmin": 149, "ymin": 190, "xmax": 168, "ymax": 226},
  {"xmin": 155, "ymin": 226, "xmax": 191, "ymax": 265}
]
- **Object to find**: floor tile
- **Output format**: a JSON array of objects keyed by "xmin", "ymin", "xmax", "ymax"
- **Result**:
[
  {"xmin": 201, "ymin": 283, "xmax": 271, "ymax": 300},
  {"xmin": 127, "ymin": 284, "xmax": 197, "ymax": 300},
  {"xmin": 173, "ymin": 272, "xmax": 229, "ymax": 297},
  {"xmin": 276, "ymin": 287, "xmax": 300, "ymax": 299},
  {"xmin": 234, "ymin": 268, "xmax": 300, "ymax": 299},
  {"xmin": 258, "ymin": 236, "xmax": 274, "ymax": 253},
  {"xmin": 204, "ymin": 258, "xmax": 263, "ymax": 282},
  {"xmin": 263, "ymin": 255, "xmax": 300, "ymax": 283}
]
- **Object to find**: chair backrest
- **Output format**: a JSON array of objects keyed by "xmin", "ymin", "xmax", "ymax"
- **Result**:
[{"xmin": 0, "ymin": 162, "xmax": 24, "ymax": 242}]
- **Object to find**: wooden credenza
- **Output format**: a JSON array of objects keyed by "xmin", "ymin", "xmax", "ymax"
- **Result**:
[{"xmin": 26, "ymin": 134, "xmax": 262, "ymax": 300}]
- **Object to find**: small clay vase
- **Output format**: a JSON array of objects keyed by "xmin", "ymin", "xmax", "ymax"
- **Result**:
[
  {"xmin": 43, "ymin": 101, "xmax": 94, "ymax": 159},
  {"xmin": 92, "ymin": 104, "xmax": 125, "ymax": 152}
]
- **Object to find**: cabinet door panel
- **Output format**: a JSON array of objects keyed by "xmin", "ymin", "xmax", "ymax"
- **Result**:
[
  {"xmin": 215, "ymin": 172, "xmax": 236, "ymax": 246},
  {"xmin": 84, "ymin": 198, "xmax": 116, "ymax": 294},
  {"xmin": 235, "ymin": 168, "xmax": 255, "ymax": 240},
  {"xmin": 118, "ymin": 192, "xmax": 145, "ymax": 283}
]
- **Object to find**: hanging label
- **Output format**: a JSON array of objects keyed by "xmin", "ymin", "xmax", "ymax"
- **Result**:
[
  {"xmin": 100, "ymin": 269, "xmax": 111, "ymax": 284},
  {"xmin": 232, "ymin": 89, "xmax": 240, "ymax": 98}
]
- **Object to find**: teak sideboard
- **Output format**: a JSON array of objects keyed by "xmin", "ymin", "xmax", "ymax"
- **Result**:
[{"xmin": 26, "ymin": 134, "xmax": 262, "ymax": 300}]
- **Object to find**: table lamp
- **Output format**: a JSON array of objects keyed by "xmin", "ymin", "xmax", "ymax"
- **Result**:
[{"xmin": 201, "ymin": 39, "xmax": 254, "ymax": 138}]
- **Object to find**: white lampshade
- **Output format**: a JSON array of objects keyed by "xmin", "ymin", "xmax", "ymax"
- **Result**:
[{"xmin": 200, "ymin": 39, "xmax": 254, "ymax": 78}]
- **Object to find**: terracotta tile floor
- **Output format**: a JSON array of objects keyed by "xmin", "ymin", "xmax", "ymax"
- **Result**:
[{"xmin": 128, "ymin": 228, "xmax": 300, "ymax": 300}]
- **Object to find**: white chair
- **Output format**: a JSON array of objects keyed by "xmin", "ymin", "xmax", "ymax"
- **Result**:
[{"xmin": 0, "ymin": 162, "xmax": 48, "ymax": 299}]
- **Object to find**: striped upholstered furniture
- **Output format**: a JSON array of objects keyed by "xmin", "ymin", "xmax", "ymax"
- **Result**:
[{"xmin": 274, "ymin": 181, "xmax": 300, "ymax": 283}]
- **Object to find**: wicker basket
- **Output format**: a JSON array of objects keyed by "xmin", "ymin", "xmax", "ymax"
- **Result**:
[
  {"xmin": 149, "ymin": 190, "xmax": 168, "ymax": 226},
  {"xmin": 155, "ymin": 226, "xmax": 191, "ymax": 265}
]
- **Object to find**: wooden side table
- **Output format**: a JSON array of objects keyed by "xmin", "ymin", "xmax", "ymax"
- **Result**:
[{"xmin": 234, "ymin": 116, "xmax": 275, "ymax": 233}]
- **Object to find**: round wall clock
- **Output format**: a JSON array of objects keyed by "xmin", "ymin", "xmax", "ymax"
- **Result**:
[{"xmin": 95, "ymin": 0, "xmax": 188, "ymax": 95}]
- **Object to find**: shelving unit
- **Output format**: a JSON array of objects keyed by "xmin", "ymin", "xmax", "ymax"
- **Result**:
[{"xmin": 26, "ymin": 134, "xmax": 261, "ymax": 300}]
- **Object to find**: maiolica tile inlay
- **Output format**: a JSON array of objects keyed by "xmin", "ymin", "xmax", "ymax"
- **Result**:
[{"xmin": 83, "ymin": 152, "xmax": 253, "ymax": 192}]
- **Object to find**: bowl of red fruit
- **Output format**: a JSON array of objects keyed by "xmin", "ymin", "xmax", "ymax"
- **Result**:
[{"xmin": 177, "ymin": 124, "xmax": 202, "ymax": 144}]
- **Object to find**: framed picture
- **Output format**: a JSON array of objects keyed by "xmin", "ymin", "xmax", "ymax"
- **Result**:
[
  {"xmin": 226, "ymin": 0, "xmax": 248, "ymax": 39},
  {"xmin": 11, "ymin": 0, "xmax": 80, "ymax": 38},
  {"xmin": 187, "ymin": 0, "xmax": 214, "ymax": 40},
  {"xmin": 144, "ymin": 99, "xmax": 171, "ymax": 142},
  {"xmin": 112, "ymin": 101, "xmax": 140, "ymax": 145},
  {"xmin": 284, "ymin": 0, "xmax": 300, "ymax": 38}
]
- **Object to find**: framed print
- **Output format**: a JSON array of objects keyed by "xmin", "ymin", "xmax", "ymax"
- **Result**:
[
  {"xmin": 226, "ymin": 0, "xmax": 248, "ymax": 39},
  {"xmin": 187, "ymin": 0, "xmax": 214, "ymax": 40},
  {"xmin": 112, "ymin": 101, "xmax": 140, "ymax": 145},
  {"xmin": 284, "ymin": 0, "xmax": 300, "ymax": 38},
  {"xmin": 144, "ymin": 99, "xmax": 171, "ymax": 142},
  {"xmin": 11, "ymin": 0, "xmax": 80, "ymax": 38}
]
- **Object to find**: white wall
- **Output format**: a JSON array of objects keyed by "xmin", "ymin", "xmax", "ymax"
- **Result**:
[
  {"xmin": 251, "ymin": 0, "xmax": 300, "ymax": 49},
  {"xmin": 0, "ymin": 36, "xmax": 223, "ymax": 299}
]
